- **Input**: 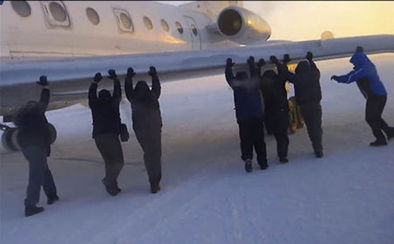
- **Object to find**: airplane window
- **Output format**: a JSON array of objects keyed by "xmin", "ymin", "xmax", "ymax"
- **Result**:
[
  {"xmin": 11, "ymin": 1, "xmax": 31, "ymax": 17},
  {"xmin": 49, "ymin": 2, "xmax": 67, "ymax": 22},
  {"xmin": 191, "ymin": 24, "xmax": 198, "ymax": 36},
  {"xmin": 86, "ymin": 7, "xmax": 100, "ymax": 25},
  {"xmin": 175, "ymin": 22, "xmax": 183, "ymax": 34},
  {"xmin": 120, "ymin": 13, "xmax": 132, "ymax": 29},
  {"xmin": 161, "ymin": 19, "xmax": 169, "ymax": 32},
  {"xmin": 143, "ymin": 16, "xmax": 153, "ymax": 30}
]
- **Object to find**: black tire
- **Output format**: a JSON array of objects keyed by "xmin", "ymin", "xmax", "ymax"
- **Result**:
[
  {"xmin": 1, "ymin": 128, "xmax": 19, "ymax": 151},
  {"xmin": 48, "ymin": 123, "xmax": 57, "ymax": 144}
]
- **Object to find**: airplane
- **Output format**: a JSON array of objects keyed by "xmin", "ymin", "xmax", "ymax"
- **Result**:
[{"xmin": 1, "ymin": 0, "xmax": 394, "ymax": 152}]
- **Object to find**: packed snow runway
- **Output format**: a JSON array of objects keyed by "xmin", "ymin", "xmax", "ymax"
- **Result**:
[{"xmin": 1, "ymin": 55, "xmax": 394, "ymax": 244}]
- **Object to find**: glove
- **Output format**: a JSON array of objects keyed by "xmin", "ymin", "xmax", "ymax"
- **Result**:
[
  {"xmin": 226, "ymin": 58, "xmax": 235, "ymax": 67},
  {"xmin": 306, "ymin": 51, "xmax": 313, "ymax": 61},
  {"xmin": 257, "ymin": 58, "xmax": 266, "ymax": 67},
  {"xmin": 107, "ymin": 69, "xmax": 117, "ymax": 79},
  {"xmin": 247, "ymin": 56, "xmax": 255, "ymax": 64},
  {"xmin": 330, "ymin": 75, "xmax": 338, "ymax": 80},
  {"xmin": 270, "ymin": 56, "xmax": 279, "ymax": 64},
  {"xmin": 36, "ymin": 75, "xmax": 48, "ymax": 86},
  {"xmin": 283, "ymin": 54, "xmax": 291, "ymax": 64},
  {"xmin": 356, "ymin": 46, "xmax": 364, "ymax": 52},
  {"xmin": 93, "ymin": 73, "xmax": 102, "ymax": 83},
  {"xmin": 148, "ymin": 66, "xmax": 157, "ymax": 76},
  {"xmin": 127, "ymin": 67, "xmax": 136, "ymax": 78}
]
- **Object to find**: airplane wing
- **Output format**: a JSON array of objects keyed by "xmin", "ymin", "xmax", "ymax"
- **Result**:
[{"xmin": 1, "ymin": 34, "xmax": 394, "ymax": 117}]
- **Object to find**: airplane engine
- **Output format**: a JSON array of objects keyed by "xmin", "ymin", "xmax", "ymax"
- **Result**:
[
  {"xmin": 0, "ymin": 123, "xmax": 57, "ymax": 153},
  {"xmin": 217, "ymin": 6, "xmax": 271, "ymax": 44}
]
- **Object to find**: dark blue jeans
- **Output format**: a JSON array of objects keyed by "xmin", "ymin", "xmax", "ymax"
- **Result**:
[{"xmin": 21, "ymin": 146, "xmax": 57, "ymax": 207}]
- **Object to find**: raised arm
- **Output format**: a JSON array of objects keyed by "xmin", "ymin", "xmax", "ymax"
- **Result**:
[
  {"xmin": 247, "ymin": 56, "xmax": 258, "ymax": 79},
  {"xmin": 256, "ymin": 58, "xmax": 267, "ymax": 79},
  {"xmin": 124, "ymin": 67, "xmax": 136, "ymax": 102},
  {"xmin": 149, "ymin": 66, "xmax": 161, "ymax": 99},
  {"xmin": 271, "ymin": 56, "xmax": 295, "ymax": 83},
  {"xmin": 36, "ymin": 76, "xmax": 50, "ymax": 111},
  {"xmin": 89, "ymin": 73, "xmax": 102, "ymax": 108},
  {"xmin": 225, "ymin": 58, "xmax": 235, "ymax": 86},
  {"xmin": 108, "ymin": 69, "xmax": 121, "ymax": 103}
]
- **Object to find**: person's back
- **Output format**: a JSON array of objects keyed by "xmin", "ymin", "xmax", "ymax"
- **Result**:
[
  {"xmin": 89, "ymin": 87, "xmax": 121, "ymax": 138},
  {"xmin": 292, "ymin": 60, "xmax": 322, "ymax": 105},
  {"xmin": 226, "ymin": 63, "xmax": 264, "ymax": 123},
  {"xmin": 130, "ymin": 81, "xmax": 162, "ymax": 130},
  {"xmin": 261, "ymin": 70, "xmax": 288, "ymax": 114},
  {"xmin": 348, "ymin": 52, "xmax": 386, "ymax": 98},
  {"xmin": 14, "ymin": 100, "xmax": 50, "ymax": 149}
]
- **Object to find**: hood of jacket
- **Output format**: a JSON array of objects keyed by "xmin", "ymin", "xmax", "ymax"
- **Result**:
[{"xmin": 350, "ymin": 51, "xmax": 369, "ymax": 68}]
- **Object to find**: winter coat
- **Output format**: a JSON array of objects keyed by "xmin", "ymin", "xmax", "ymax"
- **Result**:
[
  {"xmin": 14, "ymin": 88, "xmax": 51, "ymax": 151},
  {"xmin": 88, "ymin": 79, "xmax": 122, "ymax": 138},
  {"xmin": 260, "ymin": 69, "xmax": 289, "ymax": 115},
  {"xmin": 277, "ymin": 60, "xmax": 322, "ymax": 105},
  {"xmin": 125, "ymin": 74, "xmax": 162, "ymax": 131},
  {"xmin": 225, "ymin": 64, "xmax": 264, "ymax": 123},
  {"xmin": 332, "ymin": 51, "xmax": 387, "ymax": 98}
]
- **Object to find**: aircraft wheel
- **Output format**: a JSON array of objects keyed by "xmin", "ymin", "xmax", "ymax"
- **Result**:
[
  {"xmin": 1, "ymin": 127, "xmax": 20, "ymax": 151},
  {"xmin": 48, "ymin": 123, "xmax": 57, "ymax": 144}
]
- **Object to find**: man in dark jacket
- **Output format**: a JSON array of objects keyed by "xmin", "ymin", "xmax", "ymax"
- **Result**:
[
  {"xmin": 14, "ymin": 76, "xmax": 59, "ymax": 217},
  {"xmin": 274, "ymin": 52, "xmax": 324, "ymax": 158},
  {"xmin": 258, "ymin": 58, "xmax": 290, "ymax": 163},
  {"xmin": 89, "ymin": 70, "xmax": 124, "ymax": 196},
  {"xmin": 225, "ymin": 57, "xmax": 267, "ymax": 172},
  {"xmin": 124, "ymin": 66, "xmax": 162, "ymax": 194},
  {"xmin": 331, "ymin": 47, "xmax": 394, "ymax": 146}
]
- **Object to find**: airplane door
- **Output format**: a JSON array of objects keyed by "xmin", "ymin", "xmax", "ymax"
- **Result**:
[{"xmin": 183, "ymin": 16, "xmax": 201, "ymax": 50}]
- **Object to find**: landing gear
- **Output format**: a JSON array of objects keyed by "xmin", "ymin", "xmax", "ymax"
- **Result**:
[
  {"xmin": 288, "ymin": 96, "xmax": 304, "ymax": 134},
  {"xmin": 0, "ymin": 123, "xmax": 57, "ymax": 152}
]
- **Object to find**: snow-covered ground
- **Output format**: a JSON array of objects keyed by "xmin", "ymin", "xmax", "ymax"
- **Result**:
[{"xmin": 1, "ymin": 54, "xmax": 394, "ymax": 244}]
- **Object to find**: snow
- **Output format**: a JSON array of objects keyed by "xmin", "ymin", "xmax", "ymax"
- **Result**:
[{"xmin": 1, "ymin": 54, "xmax": 394, "ymax": 244}]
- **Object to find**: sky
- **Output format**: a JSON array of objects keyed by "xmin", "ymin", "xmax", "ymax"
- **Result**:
[{"xmin": 163, "ymin": 1, "xmax": 394, "ymax": 41}]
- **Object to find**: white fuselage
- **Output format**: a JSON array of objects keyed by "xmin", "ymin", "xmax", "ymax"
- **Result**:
[{"xmin": 0, "ymin": 1, "xmax": 252, "ymax": 59}]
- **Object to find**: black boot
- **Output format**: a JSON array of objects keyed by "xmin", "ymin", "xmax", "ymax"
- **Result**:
[
  {"xmin": 279, "ymin": 157, "xmax": 289, "ymax": 163},
  {"xmin": 258, "ymin": 160, "xmax": 269, "ymax": 170},
  {"xmin": 47, "ymin": 195, "xmax": 59, "ymax": 205},
  {"xmin": 150, "ymin": 184, "xmax": 161, "ymax": 194},
  {"xmin": 25, "ymin": 205, "xmax": 44, "ymax": 217},
  {"xmin": 315, "ymin": 151, "xmax": 324, "ymax": 158},
  {"xmin": 102, "ymin": 178, "xmax": 119, "ymax": 196},
  {"xmin": 369, "ymin": 139, "xmax": 387, "ymax": 146},
  {"xmin": 244, "ymin": 159, "xmax": 253, "ymax": 173}
]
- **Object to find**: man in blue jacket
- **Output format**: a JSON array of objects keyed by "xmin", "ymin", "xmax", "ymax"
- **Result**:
[
  {"xmin": 225, "ymin": 57, "xmax": 267, "ymax": 172},
  {"xmin": 331, "ymin": 47, "xmax": 394, "ymax": 146}
]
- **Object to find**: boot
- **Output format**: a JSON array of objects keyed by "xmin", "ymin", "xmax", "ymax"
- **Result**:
[
  {"xmin": 279, "ymin": 157, "xmax": 289, "ymax": 163},
  {"xmin": 47, "ymin": 195, "xmax": 59, "ymax": 205},
  {"xmin": 150, "ymin": 184, "xmax": 161, "ymax": 194},
  {"xmin": 244, "ymin": 159, "xmax": 253, "ymax": 173},
  {"xmin": 102, "ymin": 178, "xmax": 119, "ymax": 196},
  {"xmin": 258, "ymin": 160, "xmax": 269, "ymax": 170},
  {"xmin": 25, "ymin": 205, "xmax": 44, "ymax": 217},
  {"xmin": 369, "ymin": 139, "xmax": 387, "ymax": 146},
  {"xmin": 315, "ymin": 151, "xmax": 324, "ymax": 158}
]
